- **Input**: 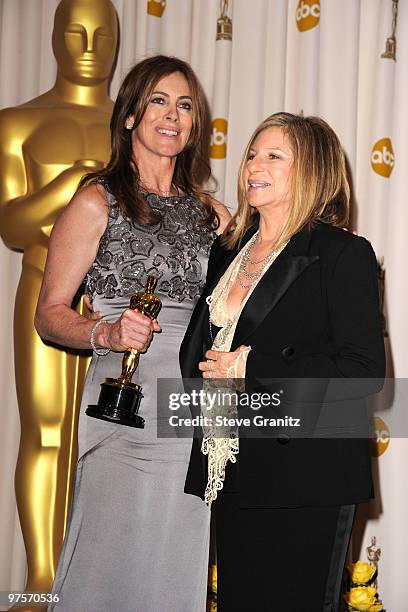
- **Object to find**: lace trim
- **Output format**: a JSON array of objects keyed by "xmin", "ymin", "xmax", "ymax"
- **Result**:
[
  {"xmin": 201, "ymin": 233, "xmax": 287, "ymax": 505},
  {"xmin": 226, "ymin": 345, "xmax": 251, "ymax": 379},
  {"xmin": 202, "ymin": 434, "xmax": 239, "ymax": 505},
  {"xmin": 201, "ymin": 346, "xmax": 251, "ymax": 505}
]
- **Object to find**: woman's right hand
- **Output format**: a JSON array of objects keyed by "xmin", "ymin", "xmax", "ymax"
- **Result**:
[{"xmin": 99, "ymin": 309, "xmax": 161, "ymax": 353}]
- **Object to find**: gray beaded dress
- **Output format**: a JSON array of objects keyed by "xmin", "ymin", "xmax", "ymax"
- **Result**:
[{"xmin": 49, "ymin": 184, "xmax": 215, "ymax": 612}]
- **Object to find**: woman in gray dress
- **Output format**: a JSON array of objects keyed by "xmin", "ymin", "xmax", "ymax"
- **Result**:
[{"xmin": 35, "ymin": 55, "xmax": 230, "ymax": 612}]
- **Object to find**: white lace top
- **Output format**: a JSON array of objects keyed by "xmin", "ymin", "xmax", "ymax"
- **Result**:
[{"xmin": 201, "ymin": 231, "xmax": 288, "ymax": 504}]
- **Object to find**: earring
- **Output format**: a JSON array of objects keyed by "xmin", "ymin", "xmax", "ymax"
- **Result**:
[{"xmin": 125, "ymin": 121, "xmax": 134, "ymax": 130}]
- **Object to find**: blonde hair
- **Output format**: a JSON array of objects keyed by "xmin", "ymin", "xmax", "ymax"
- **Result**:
[{"xmin": 224, "ymin": 112, "xmax": 350, "ymax": 249}]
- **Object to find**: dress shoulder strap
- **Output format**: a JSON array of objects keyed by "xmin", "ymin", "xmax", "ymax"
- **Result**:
[{"xmin": 93, "ymin": 177, "xmax": 123, "ymax": 228}]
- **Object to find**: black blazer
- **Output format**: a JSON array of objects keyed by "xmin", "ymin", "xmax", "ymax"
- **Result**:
[{"xmin": 180, "ymin": 221, "xmax": 385, "ymax": 508}]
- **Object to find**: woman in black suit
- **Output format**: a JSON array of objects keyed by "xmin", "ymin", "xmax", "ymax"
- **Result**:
[{"xmin": 180, "ymin": 112, "xmax": 385, "ymax": 611}]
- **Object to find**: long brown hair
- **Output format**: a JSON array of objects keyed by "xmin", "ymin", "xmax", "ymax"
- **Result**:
[
  {"xmin": 224, "ymin": 112, "xmax": 350, "ymax": 249},
  {"xmin": 80, "ymin": 55, "xmax": 216, "ymax": 226}
]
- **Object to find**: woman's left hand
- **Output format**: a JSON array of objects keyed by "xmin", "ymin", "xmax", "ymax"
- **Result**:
[{"xmin": 199, "ymin": 346, "xmax": 250, "ymax": 379}]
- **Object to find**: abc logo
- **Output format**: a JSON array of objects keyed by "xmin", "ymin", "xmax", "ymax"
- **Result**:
[
  {"xmin": 296, "ymin": 0, "xmax": 320, "ymax": 32},
  {"xmin": 370, "ymin": 416, "xmax": 390, "ymax": 457},
  {"xmin": 148, "ymin": 0, "xmax": 166, "ymax": 18},
  {"xmin": 210, "ymin": 118, "xmax": 228, "ymax": 159},
  {"xmin": 371, "ymin": 138, "xmax": 395, "ymax": 178}
]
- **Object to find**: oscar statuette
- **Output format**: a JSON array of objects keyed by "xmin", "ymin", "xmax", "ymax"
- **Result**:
[{"xmin": 86, "ymin": 275, "xmax": 161, "ymax": 428}]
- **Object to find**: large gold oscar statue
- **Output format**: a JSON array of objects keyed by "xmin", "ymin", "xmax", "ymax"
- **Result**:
[{"xmin": 0, "ymin": 0, "xmax": 118, "ymax": 601}]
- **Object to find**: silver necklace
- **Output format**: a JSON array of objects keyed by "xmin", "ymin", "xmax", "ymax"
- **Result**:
[
  {"xmin": 207, "ymin": 233, "xmax": 287, "ymax": 340},
  {"xmin": 237, "ymin": 234, "xmax": 279, "ymax": 289},
  {"xmin": 248, "ymin": 235, "xmax": 279, "ymax": 264}
]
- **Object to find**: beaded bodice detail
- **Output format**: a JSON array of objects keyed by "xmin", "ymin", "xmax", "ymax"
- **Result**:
[{"xmin": 84, "ymin": 186, "xmax": 216, "ymax": 304}]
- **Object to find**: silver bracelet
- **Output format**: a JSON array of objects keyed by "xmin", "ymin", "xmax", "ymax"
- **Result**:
[{"xmin": 90, "ymin": 319, "xmax": 111, "ymax": 356}]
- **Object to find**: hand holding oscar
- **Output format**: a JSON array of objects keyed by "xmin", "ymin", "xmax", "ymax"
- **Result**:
[{"xmin": 86, "ymin": 275, "xmax": 161, "ymax": 427}]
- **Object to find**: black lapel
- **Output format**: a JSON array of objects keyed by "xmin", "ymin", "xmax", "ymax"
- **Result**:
[{"xmin": 232, "ymin": 228, "xmax": 319, "ymax": 348}]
